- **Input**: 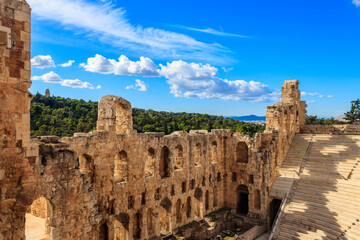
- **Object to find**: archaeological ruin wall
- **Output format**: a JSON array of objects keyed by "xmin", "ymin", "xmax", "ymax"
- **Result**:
[{"xmin": 0, "ymin": 1, "xmax": 308, "ymax": 239}]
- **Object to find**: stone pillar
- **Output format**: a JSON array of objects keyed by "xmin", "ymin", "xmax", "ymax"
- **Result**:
[
  {"xmin": 0, "ymin": 1, "xmax": 34, "ymax": 239},
  {"xmin": 97, "ymin": 95, "xmax": 133, "ymax": 135}
]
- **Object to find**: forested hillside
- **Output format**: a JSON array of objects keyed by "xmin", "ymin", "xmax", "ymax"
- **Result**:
[{"xmin": 30, "ymin": 93, "xmax": 265, "ymax": 137}]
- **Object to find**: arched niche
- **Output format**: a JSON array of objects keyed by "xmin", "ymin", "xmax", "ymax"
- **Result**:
[
  {"xmin": 194, "ymin": 143, "xmax": 202, "ymax": 166},
  {"xmin": 25, "ymin": 196, "xmax": 54, "ymax": 240},
  {"xmin": 236, "ymin": 185, "xmax": 249, "ymax": 215},
  {"xmin": 159, "ymin": 146, "xmax": 170, "ymax": 178},
  {"xmin": 211, "ymin": 141, "xmax": 218, "ymax": 163},
  {"xmin": 145, "ymin": 148, "xmax": 155, "ymax": 177},
  {"xmin": 236, "ymin": 142, "xmax": 249, "ymax": 163},
  {"xmin": 174, "ymin": 145, "xmax": 183, "ymax": 170},
  {"xmin": 114, "ymin": 150, "xmax": 129, "ymax": 182}
]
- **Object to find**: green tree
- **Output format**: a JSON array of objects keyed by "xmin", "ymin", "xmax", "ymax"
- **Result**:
[{"xmin": 345, "ymin": 99, "xmax": 360, "ymax": 123}]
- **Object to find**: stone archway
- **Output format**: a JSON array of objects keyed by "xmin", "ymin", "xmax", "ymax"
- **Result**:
[
  {"xmin": 25, "ymin": 196, "xmax": 53, "ymax": 240},
  {"xmin": 236, "ymin": 185, "xmax": 249, "ymax": 215},
  {"xmin": 160, "ymin": 198, "xmax": 172, "ymax": 234}
]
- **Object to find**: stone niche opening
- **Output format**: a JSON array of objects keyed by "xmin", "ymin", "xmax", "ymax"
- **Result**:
[
  {"xmin": 236, "ymin": 185, "xmax": 249, "ymax": 215},
  {"xmin": 25, "ymin": 197, "xmax": 53, "ymax": 240},
  {"xmin": 236, "ymin": 142, "xmax": 249, "ymax": 163},
  {"xmin": 114, "ymin": 150, "xmax": 129, "ymax": 182},
  {"xmin": 174, "ymin": 145, "xmax": 183, "ymax": 170},
  {"xmin": 159, "ymin": 146, "xmax": 170, "ymax": 178},
  {"xmin": 99, "ymin": 223, "xmax": 109, "ymax": 240},
  {"xmin": 145, "ymin": 148, "xmax": 155, "ymax": 177},
  {"xmin": 160, "ymin": 198, "xmax": 172, "ymax": 234},
  {"xmin": 211, "ymin": 141, "xmax": 218, "ymax": 163},
  {"xmin": 194, "ymin": 143, "xmax": 202, "ymax": 166}
]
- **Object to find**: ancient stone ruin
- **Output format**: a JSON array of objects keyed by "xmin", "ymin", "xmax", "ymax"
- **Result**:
[{"xmin": 2, "ymin": 1, "xmax": 360, "ymax": 240}]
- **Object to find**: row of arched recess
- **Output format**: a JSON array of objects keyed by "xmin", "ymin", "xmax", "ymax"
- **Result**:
[
  {"xmin": 99, "ymin": 187, "xmax": 219, "ymax": 240},
  {"xmin": 114, "ymin": 141, "xmax": 221, "ymax": 182},
  {"xmin": 236, "ymin": 185, "xmax": 261, "ymax": 215}
]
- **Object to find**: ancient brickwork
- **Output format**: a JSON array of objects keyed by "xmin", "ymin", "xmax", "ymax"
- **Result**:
[{"xmin": 0, "ymin": 1, "xmax": 308, "ymax": 239}]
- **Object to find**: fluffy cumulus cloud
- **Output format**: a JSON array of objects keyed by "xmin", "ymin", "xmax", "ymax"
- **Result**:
[
  {"xmin": 353, "ymin": 0, "xmax": 360, "ymax": 6},
  {"xmin": 27, "ymin": 0, "xmax": 226, "ymax": 63},
  {"xmin": 32, "ymin": 71, "xmax": 100, "ymax": 89},
  {"xmin": 126, "ymin": 79, "xmax": 149, "ymax": 92},
  {"xmin": 82, "ymin": 54, "xmax": 277, "ymax": 102},
  {"xmin": 31, "ymin": 55, "xmax": 56, "ymax": 69},
  {"xmin": 80, "ymin": 54, "xmax": 159, "ymax": 76},
  {"xmin": 301, "ymin": 92, "xmax": 333, "ymax": 98},
  {"xmin": 59, "ymin": 60, "xmax": 75, "ymax": 67},
  {"xmin": 159, "ymin": 60, "xmax": 275, "ymax": 101}
]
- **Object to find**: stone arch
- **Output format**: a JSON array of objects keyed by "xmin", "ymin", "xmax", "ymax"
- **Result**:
[
  {"xmin": 99, "ymin": 222, "xmax": 109, "ymax": 240},
  {"xmin": 145, "ymin": 148, "xmax": 155, "ymax": 177},
  {"xmin": 213, "ymin": 187, "xmax": 218, "ymax": 207},
  {"xmin": 205, "ymin": 190, "xmax": 210, "ymax": 211},
  {"xmin": 194, "ymin": 143, "xmax": 202, "ymax": 166},
  {"xmin": 176, "ymin": 199, "xmax": 182, "ymax": 223},
  {"xmin": 236, "ymin": 185, "xmax": 249, "ymax": 215},
  {"xmin": 236, "ymin": 142, "xmax": 248, "ymax": 163},
  {"xmin": 194, "ymin": 188, "xmax": 203, "ymax": 218},
  {"xmin": 160, "ymin": 198, "xmax": 172, "ymax": 233},
  {"xmin": 211, "ymin": 141, "xmax": 218, "ymax": 163},
  {"xmin": 115, "ymin": 213, "xmax": 129, "ymax": 240},
  {"xmin": 254, "ymin": 189, "xmax": 261, "ymax": 210},
  {"xmin": 114, "ymin": 150, "xmax": 128, "ymax": 182},
  {"xmin": 174, "ymin": 145, "xmax": 183, "ymax": 170},
  {"xmin": 159, "ymin": 146, "xmax": 170, "ymax": 178},
  {"xmin": 147, "ymin": 209, "xmax": 155, "ymax": 237},
  {"xmin": 133, "ymin": 212, "xmax": 142, "ymax": 240},
  {"xmin": 25, "ymin": 196, "xmax": 54, "ymax": 240},
  {"xmin": 186, "ymin": 197, "xmax": 192, "ymax": 218}
]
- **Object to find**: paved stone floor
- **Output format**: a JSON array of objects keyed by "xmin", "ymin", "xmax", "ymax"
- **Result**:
[{"xmin": 25, "ymin": 213, "xmax": 46, "ymax": 240}]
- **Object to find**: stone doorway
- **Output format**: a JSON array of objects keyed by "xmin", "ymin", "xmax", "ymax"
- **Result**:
[
  {"xmin": 25, "ymin": 197, "xmax": 52, "ymax": 240},
  {"xmin": 99, "ymin": 223, "xmax": 109, "ymax": 240},
  {"xmin": 236, "ymin": 185, "xmax": 249, "ymax": 215},
  {"xmin": 269, "ymin": 198, "xmax": 282, "ymax": 227}
]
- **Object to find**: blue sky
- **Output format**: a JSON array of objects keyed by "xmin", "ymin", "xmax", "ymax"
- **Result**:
[{"xmin": 28, "ymin": 0, "xmax": 360, "ymax": 117}]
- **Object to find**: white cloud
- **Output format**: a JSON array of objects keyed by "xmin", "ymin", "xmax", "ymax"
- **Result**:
[
  {"xmin": 222, "ymin": 67, "xmax": 234, "ymax": 73},
  {"xmin": 80, "ymin": 54, "xmax": 159, "ymax": 76},
  {"xmin": 178, "ymin": 25, "xmax": 249, "ymax": 38},
  {"xmin": 301, "ymin": 92, "xmax": 334, "ymax": 98},
  {"xmin": 31, "ymin": 55, "xmax": 56, "ymax": 69},
  {"xmin": 27, "ymin": 0, "xmax": 226, "ymax": 63},
  {"xmin": 82, "ymin": 54, "xmax": 277, "ymax": 101},
  {"xmin": 307, "ymin": 100, "xmax": 316, "ymax": 104},
  {"xmin": 59, "ymin": 60, "xmax": 75, "ymax": 67},
  {"xmin": 353, "ymin": 0, "xmax": 360, "ymax": 6},
  {"xmin": 32, "ymin": 71, "xmax": 99, "ymax": 89},
  {"xmin": 126, "ymin": 79, "xmax": 149, "ymax": 92},
  {"xmin": 159, "ymin": 60, "xmax": 276, "ymax": 102}
]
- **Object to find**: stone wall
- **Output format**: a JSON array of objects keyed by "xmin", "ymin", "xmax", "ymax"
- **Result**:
[
  {"xmin": 0, "ymin": 1, "xmax": 308, "ymax": 239},
  {"xmin": 300, "ymin": 124, "xmax": 360, "ymax": 135}
]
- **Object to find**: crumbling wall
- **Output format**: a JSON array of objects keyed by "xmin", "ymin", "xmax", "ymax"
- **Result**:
[
  {"xmin": 0, "ymin": 0, "xmax": 309, "ymax": 238},
  {"xmin": 0, "ymin": 1, "xmax": 39, "ymax": 239}
]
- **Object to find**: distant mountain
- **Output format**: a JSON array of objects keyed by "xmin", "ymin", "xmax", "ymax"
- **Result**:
[{"xmin": 228, "ymin": 115, "xmax": 266, "ymax": 122}]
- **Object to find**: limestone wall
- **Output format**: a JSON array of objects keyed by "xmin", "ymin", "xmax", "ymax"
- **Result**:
[
  {"xmin": 0, "ymin": 0, "xmax": 308, "ymax": 239},
  {"xmin": 300, "ymin": 124, "xmax": 360, "ymax": 135}
]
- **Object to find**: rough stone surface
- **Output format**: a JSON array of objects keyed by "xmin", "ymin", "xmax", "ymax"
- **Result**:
[{"xmin": 0, "ymin": 1, "xmax": 308, "ymax": 240}]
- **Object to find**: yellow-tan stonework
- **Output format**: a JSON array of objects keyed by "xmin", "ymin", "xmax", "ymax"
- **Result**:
[{"xmin": 4, "ymin": 1, "xmax": 355, "ymax": 240}]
